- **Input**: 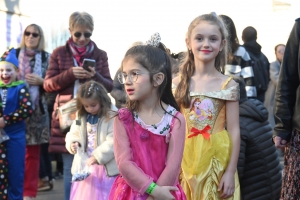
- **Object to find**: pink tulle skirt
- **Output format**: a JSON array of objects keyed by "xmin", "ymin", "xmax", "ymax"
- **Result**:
[
  {"xmin": 70, "ymin": 165, "xmax": 117, "ymax": 200},
  {"xmin": 109, "ymin": 175, "xmax": 186, "ymax": 200}
]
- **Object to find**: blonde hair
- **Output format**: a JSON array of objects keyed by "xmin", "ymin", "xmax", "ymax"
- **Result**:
[
  {"xmin": 175, "ymin": 13, "xmax": 229, "ymax": 108},
  {"xmin": 69, "ymin": 11, "xmax": 94, "ymax": 31},
  {"xmin": 20, "ymin": 24, "xmax": 45, "ymax": 51}
]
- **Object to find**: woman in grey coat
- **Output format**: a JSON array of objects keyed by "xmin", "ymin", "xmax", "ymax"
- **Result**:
[{"xmin": 264, "ymin": 44, "xmax": 285, "ymax": 128}]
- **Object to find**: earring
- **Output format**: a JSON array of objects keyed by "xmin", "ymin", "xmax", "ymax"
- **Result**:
[{"xmin": 189, "ymin": 50, "xmax": 192, "ymax": 54}]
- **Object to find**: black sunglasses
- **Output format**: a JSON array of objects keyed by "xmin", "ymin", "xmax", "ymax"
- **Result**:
[
  {"xmin": 74, "ymin": 32, "xmax": 92, "ymax": 38},
  {"xmin": 24, "ymin": 31, "xmax": 40, "ymax": 38}
]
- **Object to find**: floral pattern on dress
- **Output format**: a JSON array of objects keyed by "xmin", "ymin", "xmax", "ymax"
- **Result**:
[
  {"xmin": 134, "ymin": 105, "xmax": 176, "ymax": 136},
  {"xmin": 281, "ymin": 130, "xmax": 300, "ymax": 199}
]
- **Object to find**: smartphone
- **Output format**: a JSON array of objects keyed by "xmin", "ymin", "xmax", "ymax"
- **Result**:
[{"xmin": 82, "ymin": 58, "xmax": 96, "ymax": 72}]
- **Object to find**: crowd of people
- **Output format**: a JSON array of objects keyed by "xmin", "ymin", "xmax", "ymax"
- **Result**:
[{"xmin": 0, "ymin": 10, "xmax": 298, "ymax": 200}]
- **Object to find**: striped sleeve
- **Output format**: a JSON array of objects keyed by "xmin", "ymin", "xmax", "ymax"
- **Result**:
[{"xmin": 225, "ymin": 46, "xmax": 257, "ymax": 97}]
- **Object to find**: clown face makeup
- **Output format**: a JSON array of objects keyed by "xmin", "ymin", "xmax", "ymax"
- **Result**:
[{"xmin": 0, "ymin": 62, "xmax": 18, "ymax": 85}]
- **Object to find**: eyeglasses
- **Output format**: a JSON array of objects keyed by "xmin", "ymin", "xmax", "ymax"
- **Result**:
[
  {"xmin": 24, "ymin": 31, "xmax": 40, "ymax": 38},
  {"xmin": 117, "ymin": 71, "xmax": 148, "ymax": 84},
  {"xmin": 74, "ymin": 32, "xmax": 92, "ymax": 38}
]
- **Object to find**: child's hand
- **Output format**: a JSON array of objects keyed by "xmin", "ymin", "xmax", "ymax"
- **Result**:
[
  {"xmin": 0, "ymin": 118, "xmax": 5, "ymax": 128},
  {"xmin": 151, "ymin": 185, "xmax": 177, "ymax": 200},
  {"xmin": 70, "ymin": 142, "xmax": 80, "ymax": 153},
  {"xmin": 218, "ymin": 171, "xmax": 235, "ymax": 199},
  {"xmin": 87, "ymin": 156, "xmax": 98, "ymax": 166}
]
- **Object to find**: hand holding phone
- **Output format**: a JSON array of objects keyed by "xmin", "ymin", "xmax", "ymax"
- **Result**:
[{"xmin": 82, "ymin": 58, "xmax": 96, "ymax": 72}]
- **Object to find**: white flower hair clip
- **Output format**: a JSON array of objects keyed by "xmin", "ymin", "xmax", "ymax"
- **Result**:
[
  {"xmin": 87, "ymin": 82, "xmax": 98, "ymax": 95},
  {"xmin": 145, "ymin": 32, "xmax": 161, "ymax": 48}
]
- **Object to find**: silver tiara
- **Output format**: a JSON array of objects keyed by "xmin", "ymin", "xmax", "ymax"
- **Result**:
[{"xmin": 145, "ymin": 32, "xmax": 161, "ymax": 47}]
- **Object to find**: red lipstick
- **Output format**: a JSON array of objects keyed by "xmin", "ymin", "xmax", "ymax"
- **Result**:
[{"xmin": 126, "ymin": 89, "xmax": 134, "ymax": 95}]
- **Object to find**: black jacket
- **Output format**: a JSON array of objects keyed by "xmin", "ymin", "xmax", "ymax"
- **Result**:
[
  {"xmin": 274, "ymin": 18, "xmax": 300, "ymax": 141},
  {"xmin": 238, "ymin": 99, "xmax": 281, "ymax": 200},
  {"xmin": 243, "ymin": 40, "xmax": 270, "ymax": 102}
]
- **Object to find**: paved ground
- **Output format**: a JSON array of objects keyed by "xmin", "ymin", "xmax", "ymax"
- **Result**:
[{"xmin": 36, "ymin": 177, "xmax": 64, "ymax": 200}]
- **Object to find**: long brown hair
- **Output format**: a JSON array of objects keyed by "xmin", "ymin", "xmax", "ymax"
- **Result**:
[
  {"xmin": 175, "ymin": 13, "xmax": 229, "ymax": 108},
  {"xmin": 122, "ymin": 45, "xmax": 180, "ymax": 113},
  {"xmin": 76, "ymin": 81, "xmax": 111, "ymax": 118},
  {"xmin": 219, "ymin": 15, "xmax": 239, "ymax": 61}
]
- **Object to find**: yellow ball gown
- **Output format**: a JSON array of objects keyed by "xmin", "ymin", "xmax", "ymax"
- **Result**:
[{"xmin": 174, "ymin": 77, "xmax": 240, "ymax": 200}]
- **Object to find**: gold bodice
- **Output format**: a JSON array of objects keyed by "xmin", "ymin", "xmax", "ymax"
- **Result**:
[{"xmin": 182, "ymin": 85, "xmax": 239, "ymax": 135}]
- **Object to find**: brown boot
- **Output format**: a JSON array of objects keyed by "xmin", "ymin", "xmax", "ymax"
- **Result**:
[{"xmin": 38, "ymin": 177, "xmax": 54, "ymax": 192}]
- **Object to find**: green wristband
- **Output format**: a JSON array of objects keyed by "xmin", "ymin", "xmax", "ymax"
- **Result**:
[{"xmin": 146, "ymin": 182, "xmax": 157, "ymax": 195}]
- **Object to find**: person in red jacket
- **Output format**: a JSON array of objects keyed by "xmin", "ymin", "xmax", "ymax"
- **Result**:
[{"xmin": 43, "ymin": 11, "xmax": 113, "ymax": 200}]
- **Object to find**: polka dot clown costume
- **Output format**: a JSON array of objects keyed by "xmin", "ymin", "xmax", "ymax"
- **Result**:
[{"xmin": 0, "ymin": 48, "xmax": 33, "ymax": 200}]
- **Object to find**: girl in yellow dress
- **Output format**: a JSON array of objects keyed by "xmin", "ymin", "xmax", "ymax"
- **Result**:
[{"xmin": 173, "ymin": 13, "xmax": 240, "ymax": 200}]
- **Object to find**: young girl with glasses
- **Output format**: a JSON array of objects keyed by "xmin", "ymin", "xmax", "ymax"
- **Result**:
[
  {"xmin": 109, "ymin": 33, "xmax": 186, "ymax": 200},
  {"xmin": 65, "ymin": 80, "xmax": 118, "ymax": 200},
  {"xmin": 173, "ymin": 13, "xmax": 240, "ymax": 199},
  {"xmin": 44, "ymin": 11, "xmax": 113, "ymax": 200}
]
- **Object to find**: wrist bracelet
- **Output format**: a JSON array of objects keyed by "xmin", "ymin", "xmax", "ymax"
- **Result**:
[{"xmin": 146, "ymin": 182, "xmax": 157, "ymax": 195}]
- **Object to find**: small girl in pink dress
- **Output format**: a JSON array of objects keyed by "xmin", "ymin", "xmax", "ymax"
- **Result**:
[
  {"xmin": 65, "ymin": 80, "xmax": 119, "ymax": 200},
  {"xmin": 109, "ymin": 33, "xmax": 186, "ymax": 200}
]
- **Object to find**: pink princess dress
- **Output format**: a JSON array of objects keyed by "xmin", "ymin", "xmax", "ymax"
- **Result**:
[
  {"xmin": 109, "ymin": 106, "xmax": 186, "ymax": 200},
  {"xmin": 70, "ymin": 120, "xmax": 116, "ymax": 200}
]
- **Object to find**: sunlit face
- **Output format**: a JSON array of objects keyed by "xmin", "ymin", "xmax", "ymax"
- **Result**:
[
  {"xmin": 0, "ymin": 62, "xmax": 18, "ymax": 85},
  {"xmin": 187, "ymin": 21, "xmax": 225, "ymax": 64},
  {"xmin": 275, "ymin": 45, "xmax": 285, "ymax": 63},
  {"xmin": 81, "ymin": 98, "xmax": 100, "ymax": 115},
  {"xmin": 122, "ymin": 57, "xmax": 152, "ymax": 101},
  {"xmin": 24, "ymin": 26, "xmax": 40, "ymax": 50},
  {"xmin": 70, "ymin": 25, "xmax": 92, "ymax": 47}
]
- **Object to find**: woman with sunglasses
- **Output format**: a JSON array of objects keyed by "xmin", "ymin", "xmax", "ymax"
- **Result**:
[
  {"xmin": 16, "ymin": 24, "xmax": 53, "ymax": 200},
  {"xmin": 44, "ymin": 11, "xmax": 113, "ymax": 200}
]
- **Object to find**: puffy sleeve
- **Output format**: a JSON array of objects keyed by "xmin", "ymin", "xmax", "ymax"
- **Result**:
[
  {"xmin": 190, "ymin": 84, "xmax": 240, "ymax": 101},
  {"xmin": 43, "ymin": 47, "xmax": 77, "ymax": 93},
  {"xmin": 156, "ymin": 112, "xmax": 186, "ymax": 186},
  {"xmin": 65, "ymin": 116, "xmax": 81, "ymax": 154},
  {"xmin": 113, "ymin": 117, "xmax": 153, "ymax": 194}
]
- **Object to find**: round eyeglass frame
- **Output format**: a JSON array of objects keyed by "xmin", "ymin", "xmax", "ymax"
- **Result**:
[{"xmin": 117, "ymin": 72, "xmax": 149, "ymax": 84}]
